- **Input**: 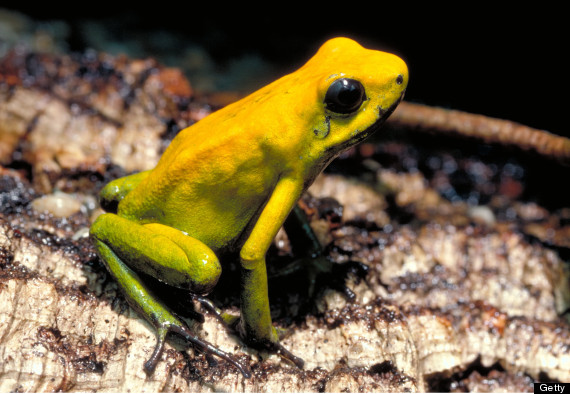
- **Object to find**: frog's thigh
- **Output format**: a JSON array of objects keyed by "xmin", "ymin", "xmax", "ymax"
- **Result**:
[{"xmin": 91, "ymin": 213, "xmax": 221, "ymax": 293}]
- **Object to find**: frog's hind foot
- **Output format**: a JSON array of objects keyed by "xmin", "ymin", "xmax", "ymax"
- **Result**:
[
  {"xmin": 144, "ymin": 322, "xmax": 251, "ymax": 378},
  {"xmin": 193, "ymin": 295, "xmax": 227, "ymax": 323},
  {"xmin": 191, "ymin": 295, "xmax": 243, "ymax": 330},
  {"xmin": 144, "ymin": 327, "xmax": 168, "ymax": 375}
]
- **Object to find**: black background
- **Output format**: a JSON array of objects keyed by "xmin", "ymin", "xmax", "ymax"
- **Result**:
[{"xmin": 3, "ymin": 5, "xmax": 567, "ymax": 137}]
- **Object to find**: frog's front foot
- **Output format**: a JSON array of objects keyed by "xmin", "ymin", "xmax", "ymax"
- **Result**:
[
  {"xmin": 235, "ymin": 322, "xmax": 305, "ymax": 369},
  {"xmin": 144, "ymin": 317, "xmax": 252, "ymax": 378},
  {"xmin": 283, "ymin": 255, "xmax": 369, "ymax": 302},
  {"xmin": 181, "ymin": 297, "xmax": 304, "ymax": 370},
  {"xmin": 245, "ymin": 324, "xmax": 305, "ymax": 369},
  {"xmin": 318, "ymin": 259, "xmax": 369, "ymax": 301},
  {"xmin": 265, "ymin": 339, "xmax": 305, "ymax": 369}
]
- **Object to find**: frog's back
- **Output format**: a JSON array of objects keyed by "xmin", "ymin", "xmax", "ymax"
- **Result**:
[
  {"xmin": 115, "ymin": 36, "xmax": 408, "ymax": 250},
  {"xmin": 117, "ymin": 111, "xmax": 283, "ymax": 251}
]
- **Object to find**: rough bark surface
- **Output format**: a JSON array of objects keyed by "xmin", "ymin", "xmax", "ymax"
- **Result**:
[{"xmin": 0, "ymin": 50, "xmax": 569, "ymax": 392}]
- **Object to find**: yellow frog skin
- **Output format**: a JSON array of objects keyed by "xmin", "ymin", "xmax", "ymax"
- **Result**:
[{"xmin": 90, "ymin": 37, "xmax": 408, "ymax": 377}]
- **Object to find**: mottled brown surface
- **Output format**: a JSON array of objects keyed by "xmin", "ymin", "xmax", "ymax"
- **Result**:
[
  {"xmin": 0, "ymin": 51, "xmax": 203, "ymax": 193},
  {"xmin": 0, "ymin": 50, "xmax": 569, "ymax": 392}
]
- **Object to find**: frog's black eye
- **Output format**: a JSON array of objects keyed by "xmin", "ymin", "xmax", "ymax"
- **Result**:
[{"xmin": 324, "ymin": 78, "xmax": 366, "ymax": 114}]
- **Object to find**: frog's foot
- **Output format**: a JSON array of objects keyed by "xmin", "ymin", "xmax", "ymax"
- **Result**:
[
  {"xmin": 192, "ymin": 296, "xmax": 296, "ymax": 368},
  {"xmin": 245, "ymin": 333, "xmax": 305, "ymax": 369},
  {"xmin": 192, "ymin": 296, "xmax": 243, "ymax": 332},
  {"xmin": 232, "ymin": 319, "xmax": 305, "ymax": 369},
  {"xmin": 264, "ymin": 339, "xmax": 305, "ymax": 369},
  {"xmin": 192, "ymin": 295, "xmax": 226, "ymax": 323},
  {"xmin": 318, "ymin": 259, "xmax": 369, "ymax": 301},
  {"xmin": 190, "ymin": 297, "xmax": 304, "ymax": 371},
  {"xmin": 283, "ymin": 203, "xmax": 370, "ymax": 302},
  {"xmin": 276, "ymin": 255, "xmax": 369, "ymax": 302},
  {"xmin": 144, "ymin": 318, "xmax": 251, "ymax": 378},
  {"xmin": 192, "ymin": 296, "xmax": 300, "ymax": 367},
  {"xmin": 196, "ymin": 304, "xmax": 300, "ymax": 365}
]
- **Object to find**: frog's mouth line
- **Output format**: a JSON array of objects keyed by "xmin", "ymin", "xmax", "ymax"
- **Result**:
[{"xmin": 335, "ymin": 90, "xmax": 405, "ymax": 153}]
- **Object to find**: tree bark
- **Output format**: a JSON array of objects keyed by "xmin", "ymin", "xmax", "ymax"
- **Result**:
[{"xmin": 0, "ymin": 50, "xmax": 568, "ymax": 392}]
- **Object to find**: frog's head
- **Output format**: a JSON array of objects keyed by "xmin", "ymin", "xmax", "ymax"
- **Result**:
[{"xmin": 290, "ymin": 37, "xmax": 408, "ymax": 172}]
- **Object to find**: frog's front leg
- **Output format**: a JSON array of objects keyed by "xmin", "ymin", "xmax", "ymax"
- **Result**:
[
  {"xmin": 284, "ymin": 204, "xmax": 369, "ymax": 301},
  {"xmin": 98, "ymin": 170, "xmax": 151, "ymax": 213},
  {"xmin": 90, "ymin": 213, "xmax": 251, "ymax": 377},
  {"xmin": 238, "ymin": 177, "xmax": 305, "ymax": 368}
]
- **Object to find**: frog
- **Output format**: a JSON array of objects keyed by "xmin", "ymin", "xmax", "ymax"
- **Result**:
[{"xmin": 90, "ymin": 36, "xmax": 408, "ymax": 378}]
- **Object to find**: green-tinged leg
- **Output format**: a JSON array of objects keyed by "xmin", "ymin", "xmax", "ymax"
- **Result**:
[
  {"xmin": 233, "ymin": 177, "xmax": 305, "ymax": 369},
  {"xmin": 239, "ymin": 261, "xmax": 304, "ymax": 368},
  {"xmin": 90, "ymin": 213, "xmax": 251, "ymax": 377}
]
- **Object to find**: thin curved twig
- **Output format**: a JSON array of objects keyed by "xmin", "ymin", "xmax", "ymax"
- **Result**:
[{"xmin": 388, "ymin": 102, "xmax": 570, "ymax": 164}]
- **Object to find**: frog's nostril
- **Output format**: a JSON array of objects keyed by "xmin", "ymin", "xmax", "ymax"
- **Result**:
[{"xmin": 396, "ymin": 74, "xmax": 404, "ymax": 85}]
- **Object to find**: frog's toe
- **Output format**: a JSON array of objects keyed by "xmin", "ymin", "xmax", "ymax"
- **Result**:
[
  {"xmin": 192, "ymin": 295, "xmax": 243, "ymax": 331},
  {"xmin": 193, "ymin": 297, "xmax": 302, "ymax": 370},
  {"xmin": 144, "ymin": 320, "xmax": 251, "ymax": 378},
  {"xmin": 234, "ymin": 320, "xmax": 304, "ymax": 370},
  {"xmin": 323, "ymin": 260, "xmax": 369, "ymax": 301},
  {"xmin": 302, "ymin": 257, "xmax": 369, "ymax": 302},
  {"xmin": 144, "ymin": 327, "xmax": 168, "ymax": 375},
  {"xmin": 267, "ymin": 340, "xmax": 305, "ymax": 369},
  {"xmin": 169, "ymin": 323, "xmax": 252, "ymax": 378}
]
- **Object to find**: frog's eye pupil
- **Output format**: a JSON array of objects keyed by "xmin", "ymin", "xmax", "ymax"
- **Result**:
[{"xmin": 324, "ymin": 78, "xmax": 365, "ymax": 114}]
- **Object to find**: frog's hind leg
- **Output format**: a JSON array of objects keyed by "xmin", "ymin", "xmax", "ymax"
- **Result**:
[{"xmin": 90, "ymin": 213, "xmax": 251, "ymax": 377}]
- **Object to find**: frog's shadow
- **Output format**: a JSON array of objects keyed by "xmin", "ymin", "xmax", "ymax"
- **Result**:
[{"xmin": 139, "ymin": 248, "xmax": 333, "ymax": 328}]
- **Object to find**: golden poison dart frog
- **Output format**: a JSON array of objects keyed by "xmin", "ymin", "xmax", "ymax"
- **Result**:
[{"xmin": 90, "ymin": 37, "xmax": 408, "ymax": 377}]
